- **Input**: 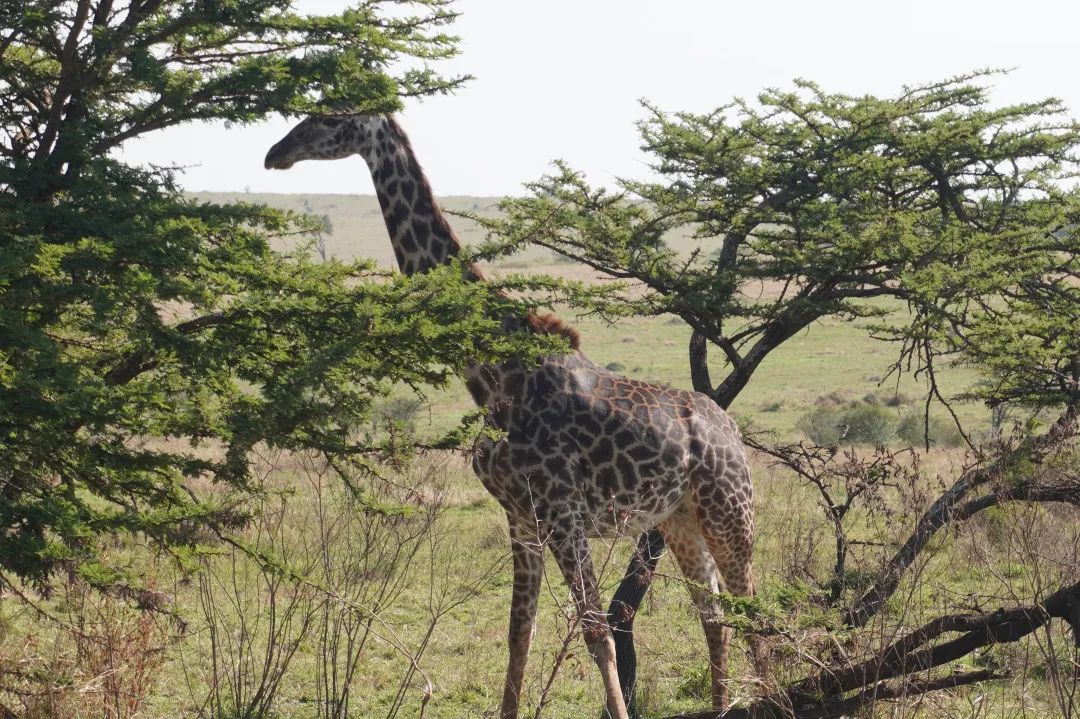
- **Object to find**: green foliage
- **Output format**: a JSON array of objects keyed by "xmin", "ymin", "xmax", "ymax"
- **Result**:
[
  {"xmin": 798, "ymin": 399, "xmax": 968, "ymax": 447},
  {"xmin": 480, "ymin": 71, "xmax": 1080, "ymax": 413},
  {"xmin": 796, "ymin": 406, "xmax": 843, "ymax": 445},
  {"xmin": 844, "ymin": 404, "xmax": 897, "ymax": 445},
  {"xmin": 674, "ymin": 664, "xmax": 711, "ymax": 701},
  {"xmin": 0, "ymin": 0, "xmax": 555, "ymax": 588},
  {"xmin": 771, "ymin": 579, "xmax": 824, "ymax": 610}
]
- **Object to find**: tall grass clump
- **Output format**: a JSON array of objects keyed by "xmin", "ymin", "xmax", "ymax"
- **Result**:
[{"xmin": 0, "ymin": 580, "xmax": 170, "ymax": 719}]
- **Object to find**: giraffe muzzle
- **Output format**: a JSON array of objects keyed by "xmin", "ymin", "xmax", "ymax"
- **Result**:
[{"xmin": 263, "ymin": 143, "xmax": 295, "ymax": 170}]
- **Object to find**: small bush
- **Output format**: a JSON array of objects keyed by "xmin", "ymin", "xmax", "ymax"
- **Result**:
[
  {"xmin": 844, "ymin": 404, "xmax": 897, "ymax": 445},
  {"xmin": 9, "ymin": 582, "xmax": 170, "ymax": 719},
  {"xmin": 897, "ymin": 411, "xmax": 926, "ymax": 447},
  {"xmin": 605, "ymin": 361, "xmax": 626, "ymax": 372},
  {"xmin": 814, "ymin": 391, "xmax": 847, "ymax": 407},
  {"xmin": 883, "ymin": 393, "xmax": 910, "ymax": 407},
  {"xmin": 935, "ymin": 416, "xmax": 966, "ymax": 447},
  {"xmin": 797, "ymin": 406, "xmax": 845, "ymax": 444},
  {"xmin": 798, "ymin": 402, "xmax": 897, "ymax": 445}
]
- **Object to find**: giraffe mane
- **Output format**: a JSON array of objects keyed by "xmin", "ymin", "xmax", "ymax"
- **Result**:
[{"xmin": 526, "ymin": 311, "xmax": 582, "ymax": 350}]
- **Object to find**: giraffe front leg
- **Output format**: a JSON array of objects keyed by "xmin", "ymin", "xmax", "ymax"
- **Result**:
[
  {"xmin": 548, "ymin": 524, "xmax": 630, "ymax": 719},
  {"xmin": 500, "ymin": 517, "xmax": 543, "ymax": 719}
]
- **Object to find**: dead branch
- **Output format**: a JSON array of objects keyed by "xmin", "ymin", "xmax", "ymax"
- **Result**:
[{"xmin": 657, "ymin": 405, "xmax": 1080, "ymax": 719}]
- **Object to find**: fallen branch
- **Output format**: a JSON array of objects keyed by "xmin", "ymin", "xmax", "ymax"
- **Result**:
[{"xmin": 668, "ymin": 669, "xmax": 1004, "ymax": 719}]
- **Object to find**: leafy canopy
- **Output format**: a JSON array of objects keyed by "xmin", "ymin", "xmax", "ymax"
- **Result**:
[
  {"xmin": 483, "ymin": 72, "xmax": 1080, "ymax": 411},
  {"xmin": 0, "ymin": 0, "xmax": 549, "ymax": 588}
]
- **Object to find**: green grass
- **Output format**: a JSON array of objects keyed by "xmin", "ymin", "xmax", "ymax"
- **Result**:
[{"xmin": 107, "ymin": 451, "xmax": 1066, "ymax": 719}]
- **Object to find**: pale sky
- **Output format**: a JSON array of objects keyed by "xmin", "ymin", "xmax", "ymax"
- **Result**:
[{"xmin": 121, "ymin": 0, "xmax": 1080, "ymax": 197}]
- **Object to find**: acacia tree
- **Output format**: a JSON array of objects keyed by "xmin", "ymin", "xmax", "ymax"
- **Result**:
[
  {"xmin": 0, "ymin": 0, "xmax": 551, "ymax": 590},
  {"xmin": 482, "ymin": 72, "xmax": 1080, "ymax": 715}
]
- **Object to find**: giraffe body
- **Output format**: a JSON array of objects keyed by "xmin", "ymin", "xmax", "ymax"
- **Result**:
[
  {"xmin": 473, "ymin": 352, "xmax": 751, "ymax": 543},
  {"xmin": 265, "ymin": 114, "xmax": 759, "ymax": 719}
]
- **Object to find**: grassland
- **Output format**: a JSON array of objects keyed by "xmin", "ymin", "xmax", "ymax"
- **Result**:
[
  {"xmin": 2, "ymin": 193, "xmax": 1070, "ymax": 719},
  {"xmin": 133, "ymin": 448, "xmax": 1071, "ymax": 719}
]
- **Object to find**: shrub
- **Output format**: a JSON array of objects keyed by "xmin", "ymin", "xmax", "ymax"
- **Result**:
[
  {"xmin": 815, "ymin": 391, "xmax": 848, "ymax": 407},
  {"xmin": 844, "ymin": 404, "xmax": 897, "ymax": 445},
  {"xmin": 797, "ymin": 406, "xmax": 845, "ymax": 444},
  {"xmin": 798, "ymin": 402, "xmax": 897, "ymax": 445},
  {"xmin": 5, "ymin": 581, "xmax": 170, "ymax": 719}
]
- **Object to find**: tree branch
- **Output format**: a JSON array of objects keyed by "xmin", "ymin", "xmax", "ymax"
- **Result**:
[
  {"xmin": 688, "ymin": 329, "xmax": 714, "ymax": 396},
  {"xmin": 845, "ymin": 403, "xmax": 1078, "ymax": 627},
  {"xmin": 101, "ymin": 311, "xmax": 229, "ymax": 386},
  {"xmin": 663, "ymin": 579, "xmax": 1080, "ymax": 719},
  {"xmin": 34, "ymin": 0, "xmax": 93, "ymax": 165}
]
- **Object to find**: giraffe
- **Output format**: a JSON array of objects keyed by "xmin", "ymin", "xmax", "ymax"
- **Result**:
[{"xmin": 264, "ymin": 114, "xmax": 762, "ymax": 719}]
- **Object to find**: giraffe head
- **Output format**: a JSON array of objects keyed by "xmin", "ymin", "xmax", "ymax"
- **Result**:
[{"xmin": 264, "ymin": 114, "xmax": 390, "ymax": 170}]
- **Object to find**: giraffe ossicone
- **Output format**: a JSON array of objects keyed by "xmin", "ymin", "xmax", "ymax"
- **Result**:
[{"xmin": 265, "ymin": 113, "xmax": 763, "ymax": 719}]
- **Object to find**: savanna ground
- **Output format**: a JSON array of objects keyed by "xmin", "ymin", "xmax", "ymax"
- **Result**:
[{"xmin": 2, "ymin": 193, "xmax": 1075, "ymax": 719}]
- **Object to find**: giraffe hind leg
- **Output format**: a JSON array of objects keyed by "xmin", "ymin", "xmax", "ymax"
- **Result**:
[
  {"xmin": 659, "ymin": 511, "xmax": 733, "ymax": 709},
  {"xmin": 693, "ymin": 488, "xmax": 772, "ymax": 682}
]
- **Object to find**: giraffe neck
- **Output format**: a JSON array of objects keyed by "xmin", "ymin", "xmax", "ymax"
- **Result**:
[
  {"xmin": 363, "ymin": 117, "xmax": 475, "ymax": 276},
  {"xmin": 362, "ymin": 116, "xmax": 584, "ymax": 429}
]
